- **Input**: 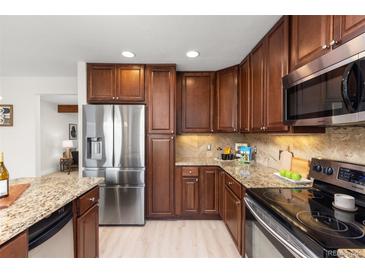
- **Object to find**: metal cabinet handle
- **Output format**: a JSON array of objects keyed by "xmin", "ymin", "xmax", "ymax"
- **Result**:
[
  {"xmin": 171, "ymin": 130, "xmax": 174, "ymax": 133},
  {"xmin": 171, "ymin": 136, "xmax": 174, "ymax": 140},
  {"xmin": 116, "ymin": 97, "xmax": 119, "ymax": 100},
  {"xmin": 228, "ymin": 181, "xmax": 233, "ymax": 185},
  {"xmin": 88, "ymin": 197, "xmax": 96, "ymax": 202},
  {"xmin": 112, "ymin": 97, "xmax": 115, "ymax": 100},
  {"xmin": 195, "ymin": 178, "xmax": 198, "ymax": 182},
  {"xmin": 330, "ymin": 40, "xmax": 339, "ymax": 46},
  {"xmin": 322, "ymin": 44, "xmax": 329, "ymax": 50}
]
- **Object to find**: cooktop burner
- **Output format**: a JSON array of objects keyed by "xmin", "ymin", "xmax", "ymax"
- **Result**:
[{"xmin": 296, "ymin": 211, "xmax": 364, "ymax": 239}]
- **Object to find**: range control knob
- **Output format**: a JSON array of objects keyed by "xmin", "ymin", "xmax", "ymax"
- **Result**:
[
  {"xmin": 313, "ymin": 165, "xmax": 322, "ymax": 172},
  {"xmin": 325, "ymin": 167, "xmax": 334, "ymax": 175}
]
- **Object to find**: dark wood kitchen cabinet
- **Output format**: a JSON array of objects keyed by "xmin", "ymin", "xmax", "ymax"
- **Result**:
[
  {"xmin": 87, "ymin": 64, "xmax": 145, "ymax": 103},
  {"xmin": 200, "ymin": 167, "xmax": 219, "ymax": 216},
  {"xmin": 75, "ymin": 186, "xmax": 99, "ymax": 258},
  {"xmin": 250, "ymin": 41, "xmax": 266, "ymax": 132},
  {"xmin": 146, "ymin": 65, "xmax": 176, "ymax": 134},
  {"xmin": 115, "ymin": 64, "xmax": 145, "ymax": 102},
  {"xmin": 215, "ymin": 65, "xmax": 238, "ymax": 132},
  {"xmin": 181, "ymin": 175, "xmax": 200, "ymax": 216},
  {"xmin": 0, "ymin": 231, "xmax": 28, "ymax": 258},
  {"xmin": 87, "ymin": 64, "xmax": 116, "ymax": 103},
  {"xmin": 218, "ymin": 170, "xmax": 225, "ymax": 219},
  {"xmin": 147, "ymin": 135, "xmax": 175, "ymax": 218},
  {"xmin": 181, "ymin": 72, "xmax": 215, "ymax": 133},
  {"xmin": 238, "ymin": 58, "xmax": 250, "ymax": 133},
  {"xmin": 265, "ymin": 16, "xmax": 289, "ymax": 132},
  {"xmin": 290, "ymin": 16, "xmax": 333, "ymax": 70},
  {"xmin": 333, "ymin": 16, "xmax": 365, "ymax": 47}
]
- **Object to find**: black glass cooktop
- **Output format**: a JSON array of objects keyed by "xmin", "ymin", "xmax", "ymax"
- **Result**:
[{"xmin": 247, "ymin": 182, "xmax": 365, "ymax": 256}]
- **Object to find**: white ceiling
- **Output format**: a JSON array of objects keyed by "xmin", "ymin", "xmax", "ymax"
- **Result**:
[
  {"xmin": 0, "ymin": 15, "xmax": 281, "ymax": 77},
  {"xmin": 41, "ymin": 94, "xmax": 77, "ymax": 104}
]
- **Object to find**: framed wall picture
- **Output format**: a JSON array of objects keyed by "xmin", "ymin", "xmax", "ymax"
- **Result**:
[
  {"xmin": 69, "ymin": 123, "xmax": 78, "ymax": 140},
  {"xmin": 0, "ymin": 104, "xmax": 14, "ymax": 127}
]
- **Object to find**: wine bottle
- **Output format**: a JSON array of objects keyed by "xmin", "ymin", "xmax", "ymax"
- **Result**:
[{"xmin": 0, "ymin": 152, "xmax": 9, "ymax": 198}]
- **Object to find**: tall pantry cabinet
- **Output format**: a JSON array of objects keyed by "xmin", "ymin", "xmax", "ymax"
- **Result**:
[{"xmin": 146, "ymin": 65, "xmax": 176, "ymax": 218}]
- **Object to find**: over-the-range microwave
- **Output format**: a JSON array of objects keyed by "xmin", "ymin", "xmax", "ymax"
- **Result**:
[{"xmin": 283, "ymin": 33, "xmax": 365, "ymax": 126}]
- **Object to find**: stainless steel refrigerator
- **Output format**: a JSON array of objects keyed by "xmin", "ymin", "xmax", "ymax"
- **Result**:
[{"xmin": 82, "ymin": 104, "xmax": 145, "ymax": 225}]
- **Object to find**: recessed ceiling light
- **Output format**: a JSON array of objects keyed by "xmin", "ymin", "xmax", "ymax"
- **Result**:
[
  {"xmin": 121, "ymin": 51, "xmax": 135, "ymax": 58},
  {"xmin": 186, "ymin": 50, "xmax": 200, "ymax": 58}
]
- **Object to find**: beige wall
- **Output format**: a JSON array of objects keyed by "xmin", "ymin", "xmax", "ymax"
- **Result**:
[{"xmin": 176, "ymin": 127, "xmax": 365, "ymax": 169}]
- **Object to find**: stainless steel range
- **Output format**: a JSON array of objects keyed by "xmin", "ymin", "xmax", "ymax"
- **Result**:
[{"xmin": 244, "ymin": 158, "xmax": 365, "ymax": 258}]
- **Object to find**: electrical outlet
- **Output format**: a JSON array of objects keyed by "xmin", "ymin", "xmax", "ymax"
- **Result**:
[{"xmin": 207, "ymin": 144, "xmax": 212, "ymax": 151}]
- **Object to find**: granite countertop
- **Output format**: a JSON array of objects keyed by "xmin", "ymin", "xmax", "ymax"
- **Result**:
[
  {"xmin": 176, "ymin": 157, "xmax": 311, "ymax": 189},
  {"xmin": 0, "ymin": 173, "xmax": 103, "ymax": 246},
  {"xmin": 337, "ymin": 249, "xmax": 365, "ymax": 258}
]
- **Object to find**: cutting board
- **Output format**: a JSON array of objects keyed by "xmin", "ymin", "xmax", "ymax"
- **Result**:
[
  {"xmin": 291, "ymin": 157, "xmax": 310, "ymax": 179},
  {"xmin": 0, "ymin": 183, "xmax": 30, "ymax": 209}
]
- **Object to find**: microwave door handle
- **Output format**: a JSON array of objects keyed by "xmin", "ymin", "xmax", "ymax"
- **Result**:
[{"xmin": 342, "ymin": 62, "xmax": 358, "ymax": 113}]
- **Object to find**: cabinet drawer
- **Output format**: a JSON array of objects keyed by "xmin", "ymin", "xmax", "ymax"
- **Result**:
[
  {"xmin": 77, "ymin": 186, "xmax": 99, "ymax": 216},
  {"xmin": 182, "ymin": 167, "xmax": 199, "ymax": 177},
  {"xmin": 224, "ymin": 174, "xmax": 243, "ymax": 199}
]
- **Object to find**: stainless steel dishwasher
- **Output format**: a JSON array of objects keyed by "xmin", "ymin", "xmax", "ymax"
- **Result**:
[{"xmin": 28, "ymin": 202, "xmax": 74, "ymax": 258}]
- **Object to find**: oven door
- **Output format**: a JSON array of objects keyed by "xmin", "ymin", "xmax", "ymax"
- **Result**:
[{"xmin": 244, "ymin": 195, "xmax": 317, "ymax": 258}]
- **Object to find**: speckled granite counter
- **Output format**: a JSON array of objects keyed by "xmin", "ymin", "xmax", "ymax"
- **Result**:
[
  {"xmin": 337, "ymin": 249, "xmax": 365, "ymax": 258},
  {"xmin": 176, "ymin": 157, "xmax": 311, "ymax": 189},
  {"xmin": 0, "ymin": 174, "xmax": 103, "ymax": 246}
]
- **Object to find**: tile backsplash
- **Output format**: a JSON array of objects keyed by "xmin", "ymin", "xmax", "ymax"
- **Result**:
[{"xmin": 176, "ymin": 127, "xmax": 365, "ymax": 169}]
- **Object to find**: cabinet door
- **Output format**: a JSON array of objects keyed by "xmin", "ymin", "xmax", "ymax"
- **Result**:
[
  {"xmin": 115, "ymin": 64, "xmax": 145, "ymax": 102},
  {"xmin": 147, "ymin": 135, "xmax": 175, "ymax": 218},
  {"xmin": 333, "ymin": 16, "xmax": 365, "ymax": 47},
  {"xmin": 146, "ymin": 65, "xmax": 176, "ymax": 134},
  {"xmin": 77, "ymin": 204, "xmax": 99, "ymax": 258},
  {"xmin": 224, "ymin": 184, "xmax": 242, "ymax": 253},
  {"xmin": 200, "ymin": 167, "xmax": 219, "ymax": 215},
  {"xmin": 238, "ymin": 58, "xmax": 250, "ymax": 133},
  {"xmin": 0, "ymin": 232, "xmax": 28, "ymax": 258},
  {"xmin": 181, "ymin": 72, "xmax": 214, "ymax": 133},
  {"xmin": 265, "ymin": 17, "xmax": 289, "ymax": 132},
  {"xmin": 181, "ymin": 177, "xmax": 200, "ymax": 215},
  {"xmin": 290, "ymin": 15, "xmax": 332, "ymax": 70},
  {"xmin": 218, "ymin": 170, "xmax": 225, "ymax": 219},
  {"xmin": 250, "ymin": 42, "xmax": 265, "ymax": 132},
  {"xmin": 87, "ymin": 64, "xmax": 115, "ymax": 103},
  {"xmin": 215, "ymin": 66, "xmax": 238, "ymax": 132}
]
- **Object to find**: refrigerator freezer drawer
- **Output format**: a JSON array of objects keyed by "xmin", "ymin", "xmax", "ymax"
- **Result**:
[
  {"xmin": 83, "ymin": 168, "xmax": 106, "ymax": 178},
  {"xmin": 99, "ymin": 185, "xmax": 145, "ymax": 225},
  {"xmin": 105, "ymin": 168, "xmax": 145, "ymax": 187}
]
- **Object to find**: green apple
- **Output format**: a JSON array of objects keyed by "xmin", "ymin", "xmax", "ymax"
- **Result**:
[
  {"xmin": 279, "ymin": 169, "xmax": 287, "ymax": 177},
  {"xmin": 284, "ymin": 170, "xmax": 293, "ymax": 178},
  {"xmin": 291, "ymin": 172, "xmax": 302, "ymax": 181}
]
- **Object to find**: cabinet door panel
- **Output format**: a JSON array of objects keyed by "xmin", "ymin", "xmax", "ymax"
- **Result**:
[
  {"xmin": 182, "ymin": 177, "xmax": 199, "ymax": 215},
  {"xmin": 333, "ymin": 15, "xmax": 365, "ymax": 47},
  {"xmin": 250, "ymin": 43, "xmax": 265, "ymax": 132},
  {"xmin": 265, "ymin": 17, "xmax": 289, "ymax": 132},
  {"xmin": 115, "ymin": 65, "xmax": 145, "ymax": 102},
  {"xmin": 239, "ymin": 59, "xmax": 250, "ymax": 132},
  {"xmin": 224, "ymin": 185, "xmax": 242, "ymax": 253},
  {"xmin": 290, "ymin": 15, "xmax": 332, "ymax": 70},
  {"xmin": 215, "ymin": 66, "xmax": 238, "ymax": 132},
  {"xmin": 182, "ymin": 72, "xmax": 214, "ymax": 132},
  {"xmin": 200, "ymin": 167, "xmax": 219, "ymax": 215},
  {"xmin": 77, "ymin": 205, "xmax": 99, "ymax": 258},
  {"xmin": 147, "ymin": 65, "xmax": 176, "ymax": 134},
  {"xmin": 0, "ymin": 232, "xmax": 28, "ymax": 258},
  {"xmin": 218, "ymin": 170, "xmax": 225, "ymax": 219},
  {"xmin": 87, "ymin": 64, "xmax": 115, "ymax": 103},
  {"xmin": 147, "ymin": 135, "xmax": 175, "ymax": 218}
]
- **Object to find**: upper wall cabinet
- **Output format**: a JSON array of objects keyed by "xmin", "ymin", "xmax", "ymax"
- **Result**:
[
  {"xmin": 290, "ymin": 16, "xmax": 332, "ymax": 71},
  {"xmin": 87, "ymin": 64, "xmax": 116, "ymax": 103},
  {"xmin": 87, "ymin": 63, "xmax": 145, "ymax": 103},
  {"xmin": 238, "ymin": 58, "xmax": 250, "ymax": 133},
  {"xmin": 215, "ymin": 66, "xmax": 238, "ymax": 132},
  {"xmin": 290, "ymin": 15, "xmax": 365, "ymax": 71},
  {"xmin": 265, "ymin": 16, "xmax": 289, "ymax": 132},
  {"xmin": 146, "ymin": 65, "xmax": 176, "ymax": 134},
  {"xmin": 181, "ymin": 72, "xmax": 215, "ymax": 133},
  {"xmin": 115, "ymin": 64, "xmax": 145, "ymax": 102}
]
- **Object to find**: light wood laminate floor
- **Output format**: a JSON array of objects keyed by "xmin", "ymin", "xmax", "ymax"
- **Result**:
[{"xmin": 99, "ymin": 220, "xmax": 241, "ymax": 258}]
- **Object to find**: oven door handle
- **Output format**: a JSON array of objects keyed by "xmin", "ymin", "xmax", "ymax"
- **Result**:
[
  {"xmin": 341, "ymin": 62, "xmax": 361, "ymax": 113},
  {"xmin": 244, "ymin": 196, "xmax": 312, "ymax": 258}
]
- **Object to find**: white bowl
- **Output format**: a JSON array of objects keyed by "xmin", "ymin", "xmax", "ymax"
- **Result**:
[{"xmin": 334, "ymin": 194, "xmax": 356, "ymax": 210}]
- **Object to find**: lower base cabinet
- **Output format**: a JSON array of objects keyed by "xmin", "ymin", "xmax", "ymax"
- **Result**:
[{"xmin": 0, "ymin": 231, "xmax": 28, "ymax": 258}]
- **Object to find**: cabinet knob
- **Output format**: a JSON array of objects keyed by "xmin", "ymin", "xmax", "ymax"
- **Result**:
[
  {"xmin": 171, "ymin": 130, "xmax": 174, "ymax": 133},
  {"xmin": 330, "ymin": 40, "xmax": 339, "ymax": 46},
  {"xmin": 88, "ymin": 197, "xmax": 96, "ymax": 202},
  {"xmin": 228, "ymin": 181, "xmax": 233, "ymax": 185},
  {"xmin": 236, "ymin": 201, "xmax": 241, "ymax": 206},
  {"xmin": 116, "ymin": 97, "xmax": 119, "ymax": 100},
  {"xmin": 195, "ymin": 178, "xmax": 198, "ymax": 182},
  {"xmin": 322, "ymin": 44, "xmax": 329, "ymax": 50},
  {"xmin": 234, "ymin": 128, "xmax": 237, "ymax": 132},
  {"xmin": 112, "ymin": 97, "xmax": 115, "ymax": 100},
  {"xmin": 210, "ymin": 129, "xmax": 214, "ymax": 132},
  {"xmin": 189, "ymin": 171, "xmax": 192, "ymax": 174},
  {"xmin": 171, "ymin": 136, "xmax": 174, "ymax": 140}
]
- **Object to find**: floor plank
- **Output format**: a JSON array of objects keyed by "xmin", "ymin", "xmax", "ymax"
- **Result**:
[{"xmin": 99, "ymin": 220, "xmax": 240, "ymax": 258}]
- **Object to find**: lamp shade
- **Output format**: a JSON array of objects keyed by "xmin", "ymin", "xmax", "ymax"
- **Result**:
[{"xmin": 62, "ymin": 140, "xmax": 74, "ymax": 148}]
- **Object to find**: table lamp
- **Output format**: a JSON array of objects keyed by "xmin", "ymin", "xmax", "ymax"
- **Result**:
[{"xmin": 62, "ymin": 140, "xmax": 74, "ymax": 159}]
